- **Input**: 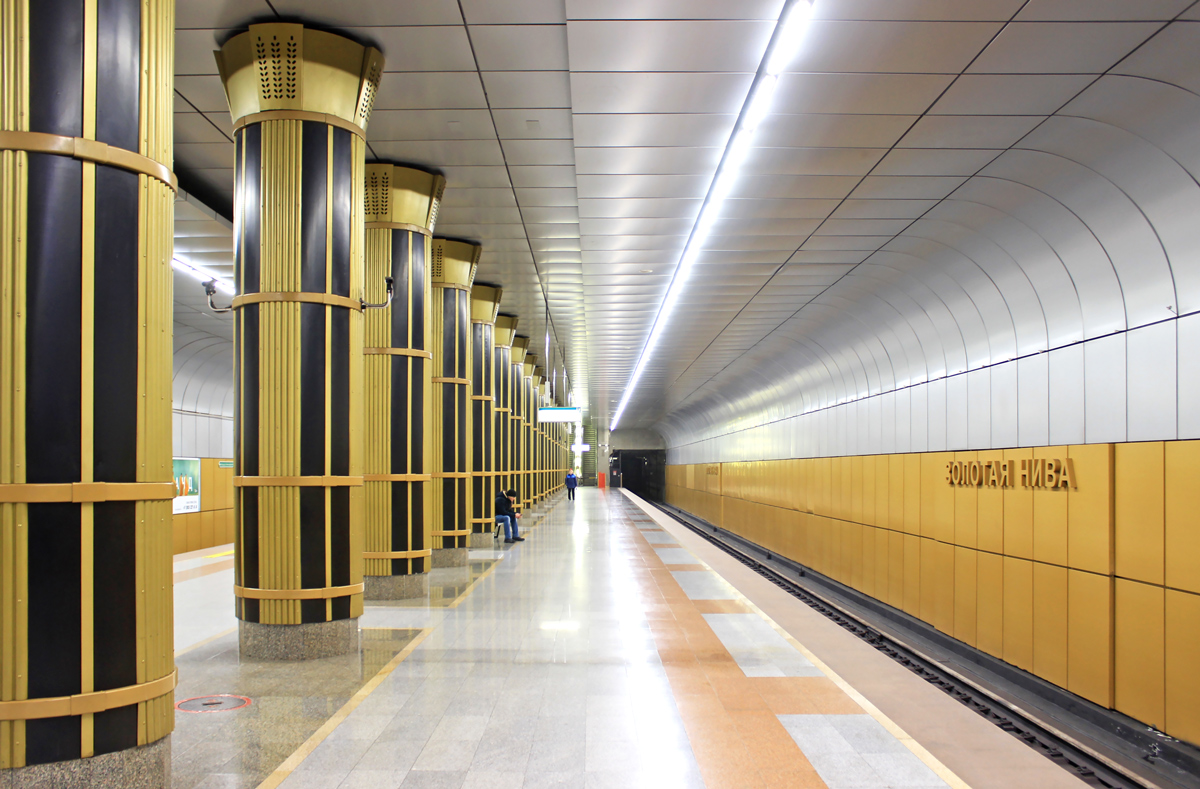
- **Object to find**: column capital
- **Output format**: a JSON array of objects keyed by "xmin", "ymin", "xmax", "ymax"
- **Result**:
[
  {"xmin": 365, "ymin": 163, "xmax": 445, "ymax": 232},
  {"xmin": 432, "ymin": 238, "xmax": 481, "ymax": 288},
  {"xmin": 215, "ymin": 23, "xmax": 384, "ymax": 134},
  {"xmin": 495, "ymin": 315, "xmax": 519, "ymax": 347},
  {"xmin": 470, "ymin": 284, "xmax": 503, "ymax": 324},
  {"xmin": 512, "ymin": 335, "xmax": 531, "ymax": 364}
]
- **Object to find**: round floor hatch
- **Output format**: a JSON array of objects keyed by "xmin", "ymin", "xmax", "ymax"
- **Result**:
[{"xmin": 175, "ymin": 694, "xmax": 252, "ymax": 713}]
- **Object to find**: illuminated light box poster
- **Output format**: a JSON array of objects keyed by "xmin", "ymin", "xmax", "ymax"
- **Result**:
[{"xmin": 173, "ymin": 457, "xmax": 201, "ymax": 514}]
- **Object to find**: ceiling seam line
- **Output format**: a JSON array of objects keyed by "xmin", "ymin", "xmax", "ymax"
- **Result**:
[
  {"xmin": 174, "ymin": 89, "xmax": 235, "ymax": 144},
  {"xmin": 454, "ymin": 0, "xmax": 576, "ymax": 396},
  {"xmin": 655, "ymin": 0, "xmax": 1035, "ymax": 400},
  {"xmin": 666, "ymin": 7, "xmax": 1186, "ymax": 411}
]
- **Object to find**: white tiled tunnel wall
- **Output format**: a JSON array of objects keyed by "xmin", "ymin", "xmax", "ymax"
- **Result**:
[
  {"xmin": 173, "ymin": 411, "xmax": 234, "ymax": 459},
  {"xmin": 668, "ymin": 313, "xmax": 1200, "ymax": 465}
]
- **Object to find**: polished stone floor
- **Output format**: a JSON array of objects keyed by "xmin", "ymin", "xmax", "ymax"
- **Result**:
[{"xmin": 170, "ymin": 489, "xmax": 1086, "ymax": 789}]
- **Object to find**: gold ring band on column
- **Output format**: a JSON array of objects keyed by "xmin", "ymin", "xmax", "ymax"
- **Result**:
[
  {"xmin": 471, "ymin": 395, "xmax": 494, "ymax": 402},
  {"xmin": 235, "ymin": 583, "xmax": 365, "ymax": 600},
  {"xmin": 431, "ymin": 471, "xmax": 471, "ymax": 479},
  {"xmin": 431, "ymin": 528, "xmax": 470, "ymax": 536},
  {"xmin": 0, "ymin": 130, "xmax": 178, "ymax": 191},
  {"xmin": 0, "ymin": 481, "xmax": 175, "ymax": 504},
  {"xmin": 363, "ymin": 549, "xmax": 432, "ymax": 560},
  {"xmin": 234, "ymin": 475, "xmax": 364, "ymax": 487},
  {"xmin": 232, "ymin": 292, "xmax": 363, "ymax": 311},
  {"xmin": 233, "ymin": 110, "xmax": 367, "ymax": 140},
  {"xmin": 363, "ymin": 473, "xmax": 431, "ymax": 482},
  {"xmin": 0, "ymin": 670, "xmax": 178, "ymax": 721},
  {"xmin": 365, "ymin": 221, "xmax": 432, "ymax": 236},
  {"xmin": 364, "ymin": 348, "xmax": 432, "ymax": 358},
  {"xmin": 432, "ymin": 377, "xmax": 470, "ymax": 385},
  {"xmin": 432, "ymin": 283, "xmax": 471, "ymax": 293}
]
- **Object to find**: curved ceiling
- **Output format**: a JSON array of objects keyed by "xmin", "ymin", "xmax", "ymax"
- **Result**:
[{"xmin": 167, "ymin": 0, "xmax": 1200, "ymax": 441}]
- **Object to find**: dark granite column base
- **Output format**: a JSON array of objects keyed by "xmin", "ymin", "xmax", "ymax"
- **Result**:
[
  {"xmin": 469, "ymin": 532, "xmax": 498, "ymax": 549},
  {"xmin": 239, "ymin": 618, "xmax": 360, "ymax": 661},
  {"xmin": 0, "ymin": 733, "xmax": 170, "ymax": 789},
  {"xmin": 431, "ymin": 547, "xmax": 468, "ymax": 567},
  {"xmin": 364, "ymin": 573, "xmax": 428, "ymax": 600}
]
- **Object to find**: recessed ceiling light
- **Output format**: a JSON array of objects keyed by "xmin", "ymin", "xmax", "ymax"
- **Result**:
[{"xmin": 639, "ymin": 269, "xmax": 653, "ymax": 273}]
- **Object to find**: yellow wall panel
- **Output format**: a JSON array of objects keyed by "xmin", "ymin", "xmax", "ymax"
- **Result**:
[
  {"xmin": 954, "ymin": 451, "xmax": 978, "ymax": 549},
  {"xmin": 850, "ymin": 456, "xmax": 863, "ymax": 524},
  {"xmin": 1003, "ymin": 556, "xmax": 1034, "ymax": 671},
  {"xmin": 1033, "ymin": 446, "xmax": 1069, "ymax": 566},
  {"xmin": 976, "ymin": 449, "xmax": 1005, "ymax": 555},
  {"xmin": 1165, "ymin": 441, "xmax": 1200, "ymax": 594},
  {"xmin": 955, "ymin": 547, "xmax": 978, "ymax": 647},
  {"xmin": 875, "ymin": 455, "xmax": 890, "ymax": 530},
  {"xmin": 862, "ymin": 456, "xmax": 875, "ymax": 527},
  {"xmin": 1003, "ymin": 448, "xmax": 1033, "ymax": 560},
  {"xmin": 1033, "ymin": 562, "xmax": 1068, "ymax": 687},
  {"xmin": 977, "ymin": 551, "xmax": 1004, "ymax": 657},
  {"xmin": 904, "ymin": 454, "xmax": 922, "ymax": 535},
  {"xmin": 173, "ymin": 515, "xmax": 187, "ymax": 555},
  {"xmin": 1067, "ymin": 444, "xmax": 1113, "ymax": 575},
  {"xmin": 920, "ymin": 537, "xmax": 939, "ymax": 626},
  {"xmin": 875, "ymin": 527, "xmax": 889, "ymax": 599},
  {"xmin": 1068, "ymin": 569, "xmax": 1113, "ymax": 708},
  {"xmin": 1165, "ymin": 589, "xmax": 1200, "ymax": 746},
  {"xmin": 1115, "ymin": 442, "xmax": 1164, "ymax": 585},
  {"xmin": 921, "ymin": 453, "xmax": 954, "ymax": 542},
  {"xmin": 888, "ymin": 531, "xmax": 905, "ymax": 608},
  {"xmin": 904, "ymin": 533, "xmax": 922, "ymax": 616},
  {"xmin": 934, "ymin": 540, "xmax": 955, "ymax": 634},
  {"xmin": 186, "ymin": 512, "xmax": 202, "ymax": 553},
  {"xmin": 830, "ymin": 458, "xmax": 843, "ymax": 520},
  {"xmin": 889, "ymin": 455, "xmax": 905, "ymax": 531},
  {"xmin": 1115, "ymin": 578, "xmax": 1165, "ymax": 729},
  {"xmin": 861, "ymin": 524, "xmax": 876, "ymax": 597}
]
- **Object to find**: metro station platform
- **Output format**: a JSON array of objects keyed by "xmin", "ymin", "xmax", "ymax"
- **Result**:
[{"xmin": 167, "ymin": 489, "xmax": 1084, "ymax": 789}]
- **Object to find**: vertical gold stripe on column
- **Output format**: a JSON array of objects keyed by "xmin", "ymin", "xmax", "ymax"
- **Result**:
[{"xmin": 324, "ymin": 126, "xmax": 333, "ymax": 621}]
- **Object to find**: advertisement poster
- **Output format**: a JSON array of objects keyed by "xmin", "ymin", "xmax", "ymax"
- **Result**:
[{"xmin": 173, "ymin": 457, "xmax": 201, "ymax": 514}]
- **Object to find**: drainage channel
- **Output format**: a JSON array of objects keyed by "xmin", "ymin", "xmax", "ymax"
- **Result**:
[{"xmin": 652, "ymin": 501, "xmax": 1198, "ymax": 789}]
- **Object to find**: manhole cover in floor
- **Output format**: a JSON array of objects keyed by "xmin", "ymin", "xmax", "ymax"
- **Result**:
[{"xmin": 176, "ymin": 694, "xmax": 252, "ymax": 713}]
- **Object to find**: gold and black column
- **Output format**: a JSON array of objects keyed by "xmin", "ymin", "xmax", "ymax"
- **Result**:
[
  {"xmin": 362, "ymin": 164, "xmax": 443, "ymax": 599},
  {"xmin": 509, "ymin": 337, "xmax": 530, "ymax": 514},
  {"xmin": 523, "ymin": 358, "xmax": 540, "ymax": 511},
  {"xmin": 469, "ymin": 286, "xmax": 502, "ymax": 548},
  {"xmin": 430, "ymin": 239, "xmax": 479, "ymax": 567},
  {"xmin": 0, "ymin": 0, "xmax": 176, "ymax": 781},
  {"xmin": 216, "ymin": 24, "xmax": 382, "ymax": 658},
  {"xmin": 492, "ymin": 316, "xmax": 518, "ymax": 501}
]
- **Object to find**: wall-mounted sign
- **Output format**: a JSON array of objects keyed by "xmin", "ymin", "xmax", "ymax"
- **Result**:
[
  {"xmin": 173, "ymin": 457, "xmax": 201, "ymax": 514},
  {"xmin": 571, "ymin": 443, "xmax": 591, "ymax": 453},
  {"xmin": 947, "ymin": 458, "xmax": 1076, "ymax": 489},
  {"xmin": 538, "ymin": 407, "xmax": 582, "ymax": 423},
  {"xmin": 218, "ymin": 460, "xmax": 234, "ymax": 469}
]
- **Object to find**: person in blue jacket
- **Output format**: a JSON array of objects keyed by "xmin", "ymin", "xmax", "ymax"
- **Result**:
[{"xmin": 565, "ymin": 471, "xmax": 578, "ymax": 501}]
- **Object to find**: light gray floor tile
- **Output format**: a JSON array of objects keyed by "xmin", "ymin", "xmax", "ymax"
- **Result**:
[
  {"xmin": 412, "ymin": 738, "xmax": 480, "ymax": 772},
  {"xmin": 829, "ymin": 715, "xmax": 909, "ymax": 755},
  {"xmin": 398, "ymin": 771, "xmax": 467, "ymax": 789},
  {"xmin": 861, "ymin": 752, "xmax": 948, "ymax": 787},
  {"xmin": 337, "ymin": 769, "xmax": 406, "ymax": 789},
  {"xmin": 461, "ymin": 771, "xmax": 524, "ymax": 789},
  {"xmin": 670, "ymin": 570, "xmax": 740, "ymax": 600},
  {"xmin": 522, "ymin": 771, "xmax": 585, "ymax": 789},
  {"xmin": 652, "ymin": 548, "xmax": 699, "ymax": 565},
  {"xmin": 640, "ymin": 532, "xmax": 678, "ymax": 544},
  {"xmin": 806, "ymin": 752, "xmax": 886, "ymax": 787}
]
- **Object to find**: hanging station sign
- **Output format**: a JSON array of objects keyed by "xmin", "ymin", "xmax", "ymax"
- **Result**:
[
  {"xmin": 538, "ymin": 407, "xmax": 582, "ymax": 423},
  {"xmin": 946, "ymin": 457, "xmax": 1076, "ymax": 490}
]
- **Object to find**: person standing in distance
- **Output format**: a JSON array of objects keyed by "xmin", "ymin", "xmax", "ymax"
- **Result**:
[
  {"xmin": 495, "ymin": 488, "xmax": 524, "ymax": 543},
  {"xmin": 565, "ymin": 470, "xmax": 578, "ymax": 501}
]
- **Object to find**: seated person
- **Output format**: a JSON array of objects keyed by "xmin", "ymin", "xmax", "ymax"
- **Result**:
[{"xmin": 495, "ymin": 488, "xmax": 524, "ymax": 543}]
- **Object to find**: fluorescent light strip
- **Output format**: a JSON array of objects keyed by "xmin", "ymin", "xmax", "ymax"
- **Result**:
[
  {"xmin": 171, "ymin": 258, "xmax": 235, "ymax": 296},
  {"xmin": 610, "ymin": 0, "xmax": 815, "ymax": 430}
]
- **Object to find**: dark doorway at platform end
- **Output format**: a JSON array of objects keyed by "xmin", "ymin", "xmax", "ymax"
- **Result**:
[{"xmin": 611, "ymin": 450, "xmax": 666, "ymax": 502}]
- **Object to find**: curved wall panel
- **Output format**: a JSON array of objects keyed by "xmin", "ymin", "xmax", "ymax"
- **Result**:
[{"xmin": 662, "ymin": 40, "xmax": 1200, "ymax": 465}]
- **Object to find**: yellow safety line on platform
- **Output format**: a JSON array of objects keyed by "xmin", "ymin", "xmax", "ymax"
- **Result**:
[
  {"xmin": 204, "ymin": 550, "xmax": 234, "ymax": 559},
  {"xmin": 620, "ymin": 488, "xmax": 971, "ymax": 789},
  {"xmin": 255, "ymin": 628, "xmax": 433, "ymax": 789}
]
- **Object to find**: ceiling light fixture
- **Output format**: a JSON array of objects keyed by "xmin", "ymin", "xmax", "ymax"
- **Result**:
[
  {"xmin": 172, "ymin": 258, "xmax": 235, "ymax": 296},
  {"xmin": 609, "ymin": 0, "xmax": 814, "ymax": 430}
]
